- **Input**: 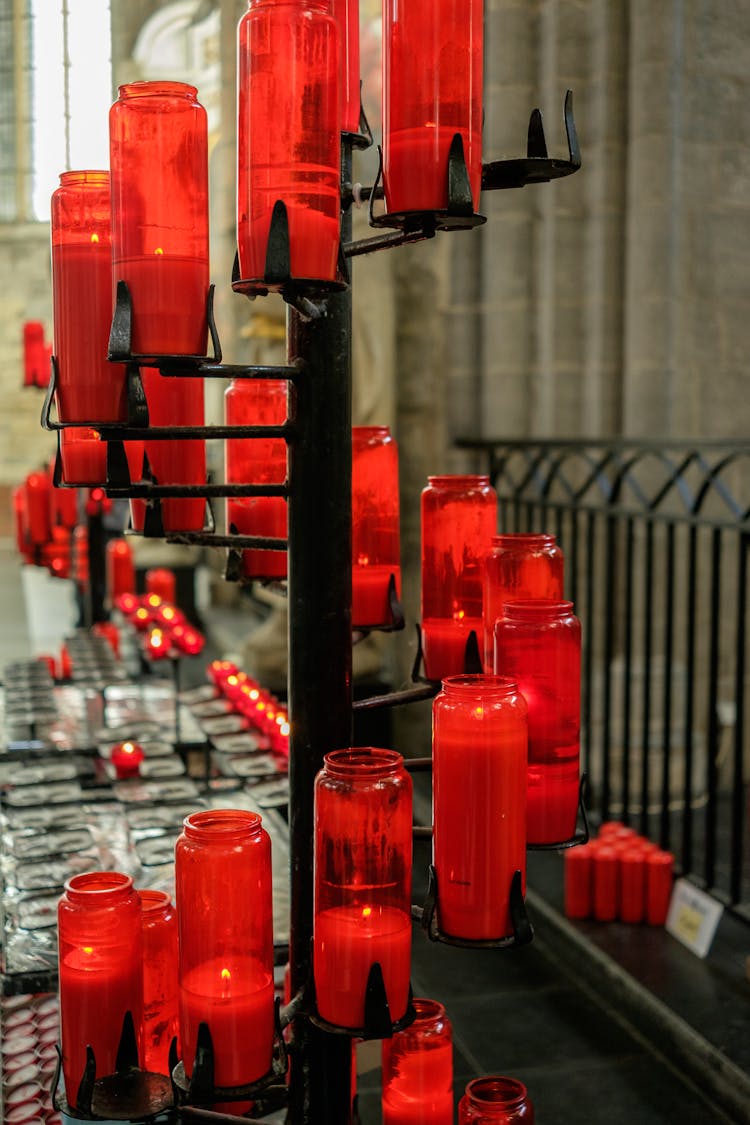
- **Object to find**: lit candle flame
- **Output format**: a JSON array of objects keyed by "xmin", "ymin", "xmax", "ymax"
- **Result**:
[
  {"xmin": 121, "ymin": 742, "xmax": 135, "ymax": 756},
  {"xmin": 154, "ymin": 246, "xmax": 164, "ymax": 255},
  {"xmin": 90, "ymin": 232, "xmax": 99, "ymax": 243},
  {"xmin": 361, "ymin": 906, "xmax": 372, "ymax": 919}
]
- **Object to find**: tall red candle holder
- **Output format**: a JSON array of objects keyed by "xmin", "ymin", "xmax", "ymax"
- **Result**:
[
  {"xmin": 140, "ymin": 890, "xmax": 179, "ymax": 1078},
  {"xmin": 174, "ymin": 809, "xmax": 281, "ymax": 1104},
  {"xmin": 494, "ymin": 599, "xmax": 582, "ymax": 847},
  {"xmin": 313, "ymin": 748, "xmax": 414, "ymax": 1036},
  {"xmin": 420, "ymin": 475, "xmax": 498, "ymax": 681},
  {"xmin": 381, "ymin": 998, "xmax": 454, "ymax": 1125},
  {"xmin": 352, "ymin": 426, "xmax": 403, "ymax": 628},
  {"xmin": 483, "ymin": 533, "xmax": 564, "ymax": 671}
]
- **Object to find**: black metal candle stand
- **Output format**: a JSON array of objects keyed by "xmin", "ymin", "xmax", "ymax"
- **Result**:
[
  {"xmin": 412, "ymin": 864, "xmax": 534, "ymax": 950},
  {"xmin": 302, "ymin": 955, "xmax": 417, "ymax": 1042},
  {"xmin": 51, "ymin": 1011, "xmax": 173, "ymax": 1121},
  {"xmin": 481, "ymin": 89, "xmax": 581, "ymax": 191},
  {"xmin": 526, "ymin": 771, "xmax": 591, "ymax": 851},
  {"xmin": 170, "ymin": 996, "xmax": 288, "ymax": 1107}
]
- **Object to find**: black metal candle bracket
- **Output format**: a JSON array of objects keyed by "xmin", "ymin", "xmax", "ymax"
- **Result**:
[
  {"xmin": 41, "ymin": 355, "xmax": 149, "ymax": 432},
  {"xmin": 108, "ymin": 280, "xmax": 222, "ymax": 367},
  {"xmin": 304, "ymin": 955, "xmax": 417, "ymax": 1041},
  {"xmin": 412, "ymin": 864, "xmax": 534, "ymax": 950},
  {"xmin": 526, "ymin": 771, "xmax": 590, "ymax": 851},
  {"xmin": 410, "ymin": 621, "xmax": 483, "ymax": 684},
  {"xmin": 232, "ymin": 199, "xmax": 348, "ymax": 305},
  {"xmin": 352, "ymin": 684, "xmax": 439, "ymax": 714},
  {"xmin": 171, "ymin": 996, "xmax": 288, "ymax": 1106},
  {"xmin": 51, "ymin": 1011, "xmax": 173, "ymax": 1121},
  {"xmin": 481, "ymin": 90, "xmax": 581, "ymax": 191}
]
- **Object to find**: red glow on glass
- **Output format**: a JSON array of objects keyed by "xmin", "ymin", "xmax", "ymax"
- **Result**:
[
  {"xmin": 109, "ymin": 83, "xmax": 210, "ymax": 356},
  {"xmin": 58, "ymin": 430, "xmax": 105, "ymax": 487},
  {"xmin": 147, "ymin": 628, "xmax": 172, "ymax": 661},
  {"xmin": 50, "ymin": 171, "xmax": 128, "ymax": 423},
  {"xmin": 382, "ymin": 0, "xmax": 483, "ymax": 215},
  {"xmin": 421, "ymin": 476, "xmax": 497, "ymax": 680},
  {"xmin": 236, "ymin": 0, "xmax": 340, "ymax": 289},
  {"xmin": 115, "ymin": 592, "xmax": 140, "ymax": 617},
  {"xmin": 483, "ymin": 534, "xmax": 564, "ymax": 671},
  {"xmin": 352, "ymin": 427, "xmax": 401, "ymax": 627},
  {"xmin": 314, "ymin": 749, "xmax": 412, "ymax": 1029},
  {"xmin": 175, "ymin": 627, "xmax": 205, "ymax": 656},
  {"xmin": 176, "ymin": 810, "xmax": 274, "ymax": 1086},
  {"xmin": 225, "ymin": 378, "xmax": 288, "ymax": 579},
  {"xmin": 433, "ymin": 676, "xmax": 527, "ymax": 941},
  {"xmin": 133, "ymin": 606, "xmax": 151, "ymax": 632},
  {"xmin": 111, "ymin": 741, "xmax": 145, "ymax": 779},
  {"xmin": 381, "ymin": 998, "xmax": 453, "ymax": 1125},
  {"xmin": 57, "ymin": 872, "xmax": 143, "ymax": 1110},
  {"xmin": 140, "ymin": 890, "xmax": 179, "ymax": 1076},
  {"xmin": 494, "ymin": 600, "xmax": 581, "ymax": 846}
]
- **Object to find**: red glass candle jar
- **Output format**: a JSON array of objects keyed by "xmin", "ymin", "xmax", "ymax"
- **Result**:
[
  {"xmin": 130, "ymin": 366, "xmax": 206, "ymax": 533},
  {"xmin": 352, "ymin": 426, "xmax": 401, "ymax": 627},
  {"xmin": 382, "ymin": 0, "xmax": 483, "ymax": 216},
  {"xmin": 421, "ymin": 475, "xmax": 497, "ymax": 680},
  {"xmin": 381, "ymin": 998, "xmax": 453, "ymax": 1125},
  {"xmin": 494, "ymin": 600, "xmax": 581, "ymax": 846},
  {"xmin": 111, "ymin": 741, "xmax": 145, "ymax": 780},
  {"xmin": 331, "ymin": 0, "xmax": 361, "ymax": 134},
  {"xmin": 23, "ymin": 470, "xmax": 51, "ymax": 546},
  {"xmin": 49, "ymin": 458, "xmax": 79, "ymax": 529},
  {"xmin": 57, "ymin": 872, "xmax": 143, "ymax": 1109},
  {"xmin": 225, "ymin": 378, "xmax": 288, "ymax": 579},
  {"xmin": 140, "ymin": 890, "xmax": 179, "ymax": 1076},
  {"xmin": 145, "ymin": 567, "xmax": 176, "ymax": 604},
  {"xmin": 483, "ymin": 534, "xmax": 564, "ymax": 672},
  {"xmin": 106, "ymin": 538, "xmax": 135, "ymax": 603},
  {"xmin": 459, "ymin": 1077, "xmax": 534, "ymax": 1123},
  {"xmin": 236, "ymin": 0, "xmax": 340, "ymax": 290},
  {"xmin": 175, "ymin": 809, "xmax": 274, "ymax": 1087},
  {"xmin": 109, "ymin": 82, "xmax": 209, "ymax": 357},
  {"xmin": 50, "ymin": 170, "xmax": 128, "ymax": 423},
  {"xmin": 23, "ymin": 321, "xmax": 46, "ymax": 388},
  {"xmin": 432, "ymin": 675, "xmax": 527, "ymax": 941},
  {"xmin": 313, "ymin": 748, "xmax": 412, "ymax": 1029}
]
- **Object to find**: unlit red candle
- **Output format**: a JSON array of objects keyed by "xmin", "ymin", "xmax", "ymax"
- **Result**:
[
  {"xmin": 646, "ymin": 850, "xmax": 674, "ymax": 925},
  {"xmin": 592, "ymin": 846, "xmax": 618, "ymax": 922},
  {"xmin": 564, "ymin": 844, "xmax": 593, "ymax": 919}
]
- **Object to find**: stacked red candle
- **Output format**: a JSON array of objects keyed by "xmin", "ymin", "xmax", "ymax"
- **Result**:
[
  {"xmin": 57, "ymin": 872, "xmax": 144, "ymax": 1110},
  {"xmin": 314, "ymin": 748, "xmax": 412, "ymax": 1030},
  {"xmin": 383, "ymin": 0, "xmax": 483, "ymax": 216},
  {"xmin": 494, "ymin": 599, "xmax": 581, "ymax": 846},
  {"xmin": 563, "ymin": 824, "xmax": 672, "ymax": 926},
  {"xmin": 483, "ymin": 533, "xmax": 564, "ymax": 671},
  {"xmin": 236, "ymin": 0, "xmax": 340, "ymax": 290},
  {"xmin": 459, "ymin": 1077, "xmax": 534, "ymax": 1123},
  {"xmin": 381, "ymin": 998, "xmax": 453, "ymax": 1125},
  {"xmin": 432, "ymin": 675, "xmax": 527, "ymax": 941},
  {"xmin": 109, "ymin": 82, "xmax": 210, "ymax": 357},
  {"xmin": 352, "ymin": 426, "xmax": 401, "ymax": 627},
  {"xmin": 175, "ymin": 810, "xmax": 274, "ymax": 1088},
  {"xmin": 106, "ymin": 538, "xmax": 135, "ymax": 602},
  {"xmin": 225, "ymin": 378, "xmax": 288, "ymax": 580},
  {"xmin": 421, "ymin": 475, "xmax": 498, "ymax": 681},
  {"xmin": 50, "ymin": 170, "xmax": 128, "ymax": 424},
  {"xmin": 140, "ymin": 890, "xmax": 179, "ymax": 1076}
]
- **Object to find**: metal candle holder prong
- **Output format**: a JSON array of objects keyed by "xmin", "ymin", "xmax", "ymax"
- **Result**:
[
  {"xmin": 526, "ymin": 771, "xmax": 591, "ymax": 851},
  {"xmin": 410, "ymin": 622, "xmax": 484, "ymax": 684},
  {"xmin": 413, "ymin": 864, "xmax": 534, "ymax": 949},
  {"xmin": 306, "ymin": 959, "xmax": 417, "ymax": 1041},
  {"xmin": 481, "ymin": 89, "xmax": 581, "ymax": 191},
  {"xmin": 108, "ymin": 279, "xmax": 222, "ymax": 367}
]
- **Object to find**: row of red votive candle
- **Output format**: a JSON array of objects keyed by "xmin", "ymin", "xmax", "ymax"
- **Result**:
[
  {"xmin": 1, "ymin": 992, "xmax": 61, "ymax": 1124},
  {"xmin": 565, "ymin": 822, "xmax": 675, "ymax": 925},
  {"xmin": 208, "ymin": 660, "xmax": 290, "ymax": 757},
  {"xmin": 115, "ymin": 593, "xmax": 205, "ymax": 658}
]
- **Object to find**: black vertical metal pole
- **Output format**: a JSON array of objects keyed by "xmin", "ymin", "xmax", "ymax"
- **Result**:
[
  {"xmin": 87, "ymin": 507, "xmax": 107, "ymax": 625},
  {"xmin": 285, "ymin": 141, "xmax": 354, "ymax": 1124}
]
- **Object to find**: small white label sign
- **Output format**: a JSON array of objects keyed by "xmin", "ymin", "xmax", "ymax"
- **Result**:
[{"xmin": 665, "ymin": 878, "xmax": 724, "ymax": 959}]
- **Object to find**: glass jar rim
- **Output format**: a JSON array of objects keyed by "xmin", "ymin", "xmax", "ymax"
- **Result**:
[
  {"xmin": 138, "ymin": 889, "xmax": 172, "ymax": 914},
  {"xmin": 183, "ymin": 808, "xmax": 263, "ymax": 839},
  {"xmin": 411, "ymin": 997, "xmax": 446, "ymax": 1024},
  {"xmin": 502, "ymin": 599, "xmax": 574, "ymax": 619},
  {"xmin": 490, "ymin": 532, "xmax": 556, "ymax": 548},
  {"xmin": 465, "ymin": 1076, "xmax": 529, "ymax": 1108},
  {"xmin": 323, "ymin": 747, "xmax": 403, "ymax": 778},
  {"xmin": 426, "ymin": 474, "xmax": 490, "ymax": 487},
  {"xmin": 118, "ymin": 80, "xmax": 198, "ymax": 100},
  {"xmin": 57, "ymin": 170, "xmax": 109, "ymax": 187},
  {"xmin": 63, "ymin": 871, "xmax": 134, "ymax": 902},
  {"xmin": 441, "ymin": 674, "xmax": 519, "ymax": 696},
  {"xmin": 352, "ymin": 425, "xmax": 392, "ymax": 440}
]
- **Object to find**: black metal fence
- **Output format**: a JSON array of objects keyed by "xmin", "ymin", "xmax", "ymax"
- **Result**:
[{"xmin": 459, "ymin": 438, "xmax": 750, "ymax": 922}]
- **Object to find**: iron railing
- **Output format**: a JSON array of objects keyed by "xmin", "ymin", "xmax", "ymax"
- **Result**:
[{"xmin": 459, "ymin": 437, "xmax": 750, "ymax": 922}]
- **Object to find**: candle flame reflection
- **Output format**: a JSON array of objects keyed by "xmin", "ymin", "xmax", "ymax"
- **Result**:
[{"xmin": 90, "ymin": 233, "xmax": 99, "ymax": 243}]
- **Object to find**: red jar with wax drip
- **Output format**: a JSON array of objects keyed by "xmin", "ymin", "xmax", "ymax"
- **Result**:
[
  {"xmin": 236, "ymin": 0, "xmax": 340, "ymax": 290},
  {"xmin": 421, "ymin": 475, "xmax": 497, "ymax": 680},
  {"xmin": 23, "ymin": 470, "xmax": 51, "ymax": 546},
  {"xmin": 483, "ymin": 534, "xmax": 564, "ymax": 672},
  {"xmin": 129, "ymin": 366, "xmax": 206, "ymax": 533},
  {"xmin": 57, "ymin": 872, "xmax": 143, "ymax": 1111},
  {"xmin": 175, "ymin": 809, "xmax": 274, "ymax": 1088},
  {"xmin": 494, "ymin": 599, "xmax": 581, "ymax": 846},
  {"xmin": 331, "ymin": 0, "xmax": 361, "ymax": 135},
  {"xmin": 382, "ymin": 0, "xmax": 483, "ymax": 216},
  {"xmin": 381, "ymin": 998, "xmax": 453, "ymax": 1125},
  {"xmin": 50, "ymin": 170, "xmax": 128, "ymax": 424},
  {"xmin": 140, "ymin": 890, "xmax": 179, "ymax": 1076},
  {"xmin": 352, "ymin": 426, "xmax": 401, "ymax": 627},
  {"xmin": 109, "ymin": 82, "xmax": 210, "ymax": 357},
  {"xmin": 106, "ymin": 538, "xmax": 135, "ymax": 602},
  {"xmin": 459, "ymin": 1077, "xmax": 534, "ymax": 1123},
  {"xmin": 432, "ymin": 675, "xmax": 527, "ymax": 941},
  {"xmin": 313, "ymin": 748, "xmax": 412, "ymax": 1030},
  {"xmin": 225, "ymin": 378, "xmax": 288, "ymax": 579}
]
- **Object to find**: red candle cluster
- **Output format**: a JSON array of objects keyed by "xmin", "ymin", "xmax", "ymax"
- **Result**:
[
  {"xmin": 12, "ymin": 463, "xmax": 81, "ymax": 577},
  {"xmin": 114, "ymin": 592, "xmax": 205, "ymax": 659},
  {"xmin": 208, "ymin": 661, "xmax": 290, "ymax": 756},
  {"xmin": 565, "ymin": 822, "xmax": 675, "ymax": 926}
]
